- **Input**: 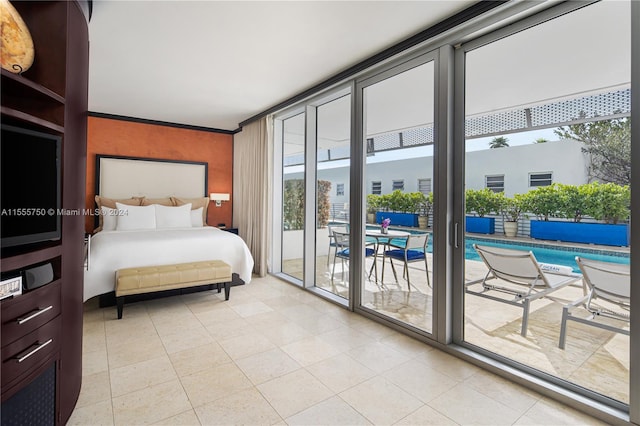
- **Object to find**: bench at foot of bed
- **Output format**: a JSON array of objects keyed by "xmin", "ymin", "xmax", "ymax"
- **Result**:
[{"xmin": 115, "ymin": 260, "xmax": 232, "ymax": 319}]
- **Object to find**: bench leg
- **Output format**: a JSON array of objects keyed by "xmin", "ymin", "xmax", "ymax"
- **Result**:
[
  {"xmin": 224, "ymin": 282, "xmax": 230, "ymax": 301},
  {"xmin": 117, "ymin": 296, "xmax": 124, "ymax": 319}
]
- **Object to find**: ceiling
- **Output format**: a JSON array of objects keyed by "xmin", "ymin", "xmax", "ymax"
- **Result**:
[{"xmin": 87, "ymin": 1, "xmax": 475, "ymax": 132}]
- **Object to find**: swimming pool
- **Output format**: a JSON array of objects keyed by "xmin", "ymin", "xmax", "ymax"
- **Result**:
[
  {"xmin": 362, "ymin": 226, "xmax": 630, "ymax": 273},
  {"xmin": 463, "ymin": 237, "xmax": 629, "ymax": 272}
]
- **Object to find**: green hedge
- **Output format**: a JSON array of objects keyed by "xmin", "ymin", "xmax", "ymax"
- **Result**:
[
  {"xmin": 481, "ymin": 183, "xmax": 630, "ymax": 224},
  {"xmin": 367, "ymin": 191, "xmax": 432, "ymax": 216},
  {"xmin": 283, "ymin": 179, "xmax": 331, "ymax": 230}
]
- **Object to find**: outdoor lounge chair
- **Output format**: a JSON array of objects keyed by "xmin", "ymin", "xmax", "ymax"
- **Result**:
[
  {"xmin": 468, "ymin": 244, "xmax": 582, "ymax": 337},
  {"xmin": 558, "ymin": 256, "xmax": 630, "ymax": 349}
]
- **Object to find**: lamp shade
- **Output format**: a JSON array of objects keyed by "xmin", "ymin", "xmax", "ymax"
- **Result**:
[{"xmin": 209, "ymin": 193, "xmax": 230, "ymax": 201}]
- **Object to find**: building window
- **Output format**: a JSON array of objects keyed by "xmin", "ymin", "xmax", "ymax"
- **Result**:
[
  {"xmin": 371, "ymin": 181, "xmax": 382, "ymax": 195},
  {"xmin": 529, "ymin": 172, "xmax": 552, "ymax": 187},
  {"xmin": 336, "ymin": 183, "xmax": 344, "ymax": 196},
  {"xmin": 418, "ymin": 178, "xmax": 432, "ymax": 195},
  {"xmin": 392, "ymin": 180, "xmax": 404, "ymax": 191},
  {"xmin": 485, "ymin": 175, "xmax": 504, "ymax": 192}
]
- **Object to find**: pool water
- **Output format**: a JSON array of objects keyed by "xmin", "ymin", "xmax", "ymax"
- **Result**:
[
  {"xmin": 363, "ymin": 226, "xmax": 629, "ymax": 273},
  {"xmin": 463, "ymin": 238, "xmax": 629, "ymax": 273}
]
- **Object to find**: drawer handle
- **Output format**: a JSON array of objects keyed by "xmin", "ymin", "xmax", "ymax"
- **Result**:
[
  {"xmin": 15, "ymin": 339, "xmax": 53, "ymax": 363},
  {"xmin": 17, "ymin": 305, "xmax": 53, "ymax": 325}
]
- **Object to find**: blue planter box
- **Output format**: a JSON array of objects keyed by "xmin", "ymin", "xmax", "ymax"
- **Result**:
[
  {"xmin": 530, "ymin": 220, "xmax": 629, "ymax": 247},
  {"xmin": 375, "ymin": 212, "xmax": 418, "ymax": 227},
  {"xmin": 466, "ymin": 216, "xmax": 495, "ymax": 234}
]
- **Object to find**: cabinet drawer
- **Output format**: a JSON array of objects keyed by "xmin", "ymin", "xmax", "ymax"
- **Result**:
[
  {"xmin": 1, "ymin": 281, "xmax": 61, "ymax": 347},
  {"xmin": 1, "ymin": 316, "xmax": 60, "ymax": 388}
]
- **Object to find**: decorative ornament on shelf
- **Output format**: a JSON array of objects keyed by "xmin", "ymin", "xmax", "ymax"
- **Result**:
[
  {"xmin": 1, "ymin": 0, "xmax": 35, "ymax": 74},
  {"xmin": 381, "ymin": 218, "xmax": 391, "ymax": 234}
]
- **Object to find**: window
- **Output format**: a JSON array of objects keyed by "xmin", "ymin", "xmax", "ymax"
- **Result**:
[
  {"xmin": 485, "ymin": 175, "xmax": 504, "ymax": 192},
  {"xmin": 392, "ymin": 180, "xmax": 404, "ymax": 191},
  {"xmin": 371, "ymin": 181, "xmax": 382, "ymax": 195},
  {"xmin": 418, "ymin": 178, "xmax": 432, "ymax": 195},
  {"xmin": 529, "ymin": 172, "xmax": 552, "ymax": 187},
  {"xmin": 336, "ymin": 183, "xmax": 344, "ymax": 196}
]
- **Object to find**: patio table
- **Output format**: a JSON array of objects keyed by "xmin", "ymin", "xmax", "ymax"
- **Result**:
[{"xmin": 365, "ymin": 229, "xmax": 411, "ymax": 281}]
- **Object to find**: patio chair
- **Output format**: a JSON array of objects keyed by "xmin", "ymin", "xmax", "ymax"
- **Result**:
[
  {"xmin": 468, "ymin": 244, "xmax": 582, "ymax": 337},
  {"xmin": 558, "ymin": 256, "xmax": 630, "ymax": 349},
  {"xmin": 326, "ymin": 223, "xmax": 348, "ymax": 267},
  {"xmin": 331, "ymin": 230, "xmax": 377, "ymax": 283},
  {"xmin": 381, "ymin": 233, "xmax": 430, "ymax": 290}
]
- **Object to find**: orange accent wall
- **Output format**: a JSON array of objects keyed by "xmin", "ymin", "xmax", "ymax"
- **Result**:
[{"xmin": 85, "ymin": 116, "xmax": 233, "ymax": 233}]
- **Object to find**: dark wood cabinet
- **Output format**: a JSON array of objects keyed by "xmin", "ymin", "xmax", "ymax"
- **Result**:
[{"xmin": 1, "ymin": 1, "xmax": 89, "ymax": 424}]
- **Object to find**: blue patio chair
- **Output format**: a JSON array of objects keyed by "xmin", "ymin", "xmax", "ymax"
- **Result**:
[
  {"xmin": 332, "ymin": 230, "xmax": 377, "ymax": 283},
  {"xmin": 326, "ymin": 224, "xmax": 348, "ymax": 267},
  {"xmin": 381, "ymin": 233, "xmax": 430, "ymax": 289}
]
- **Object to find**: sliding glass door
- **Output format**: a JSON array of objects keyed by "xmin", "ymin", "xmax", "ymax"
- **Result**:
[
  {"xmin": 459, "ymin": 0, "xmax": 631, "ymax": 406},
  {"xmin": 273, "ymin": 1, "xmax": 636, "ymax": 419},
  {"xmin": 281, "ymin": 112, "xmax": 306, "ymax": 281},
  {"xmin": 314, "ymin": 94, "xmax": 351, "ymax": 299},
  {"xmin": 358, "ymin": 55, "xmax": 437, "ymax": 334}
]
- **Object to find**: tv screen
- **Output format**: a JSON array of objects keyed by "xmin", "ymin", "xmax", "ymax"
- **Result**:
[{"xmin": 1, "ymin": 124, "xmax": 62, "ymax": 248}]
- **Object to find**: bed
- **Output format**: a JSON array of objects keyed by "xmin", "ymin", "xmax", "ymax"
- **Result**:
[{"xmin": 83, "ymin": 155, "xmax": 254, "ymax": 302}]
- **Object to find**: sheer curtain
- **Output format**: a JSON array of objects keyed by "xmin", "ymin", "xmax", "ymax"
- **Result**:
[{"xmin": 233, "ymin": 116, "xmax": 273, "ymax": 276}]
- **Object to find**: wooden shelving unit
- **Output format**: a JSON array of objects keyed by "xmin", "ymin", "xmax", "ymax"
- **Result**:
[{"xmin": 0, "ymin": 1, "xmax": 89, "ymax": 424}]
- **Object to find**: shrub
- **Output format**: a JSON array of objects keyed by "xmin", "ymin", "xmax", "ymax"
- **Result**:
[
  {"xmin": 283, "ymin": 179, "xmax": 305, "ymax": 230},
  {"xmin": 283, "ymin": 179, "xmax": 331, "ymax": 230},
  {"xmin": 582, "ymin": 182, "xmax": 630, "ymax": 224},
  {"xmin": 366, "ymin": 194, "xmax": 381, "ymax": 214},
  {"xmin": 556, "ymin": 183, "xmax": 589, "ymax": 223},
  {"xmin": 465, "ymin": 188, "xmax": 501, "ymax": 217},
  {"xmin": 415, "ymin": 192, "xmax": 433, "ymax": 217},
  {"xmin": 497, "ymin": 193, "xmax": 525, "ymax": 222},
  {"xmin": 519, "ymin": 184, "xmax": 563, "ymax": 221},
  {"xmin": 317, "ymin": 180, "xmax": 331, "ymax": 228},
  {"xmin": 388, "ymin": 190, "xmax": 412, "ymax": 212}
]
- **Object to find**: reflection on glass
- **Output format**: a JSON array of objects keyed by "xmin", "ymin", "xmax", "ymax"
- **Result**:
[
  {"xmin": 361, "ymin": 61, "xmax": 435, "ymax": 334},
  {"xmin": 282, "ymin": 113, "xmax": 306, "ymax": 280},
  {"xmin": 315, "ymin": 95, "xmax": 351, "ymax": 299},
  {"xmin": 463, "ymin": 0, "xmax": 630, "ymax": 403}
]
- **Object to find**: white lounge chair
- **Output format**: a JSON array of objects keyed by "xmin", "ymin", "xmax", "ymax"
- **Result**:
[
  {"xmin": 558, "ymin": 256, "xmax": 630, "ymax": 349},
  {"xmin": 468, "ymin": 244, "xmax": 582, "ymax": 337}
]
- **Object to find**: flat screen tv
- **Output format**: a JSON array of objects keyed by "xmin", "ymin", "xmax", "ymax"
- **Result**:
[{"xmin": 1, "ymin": 124, "xmax": 62, "ymax": 248}]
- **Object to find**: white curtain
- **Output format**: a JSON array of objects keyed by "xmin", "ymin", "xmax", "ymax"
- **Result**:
[{"xmin": 233, "ymin": 116, "xmax": 273, "ymax": 276}]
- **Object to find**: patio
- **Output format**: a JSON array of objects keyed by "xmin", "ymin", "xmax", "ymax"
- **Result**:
[{"xmin": 283, "ymin": 244, "xmax": 630, "ymax": 405}]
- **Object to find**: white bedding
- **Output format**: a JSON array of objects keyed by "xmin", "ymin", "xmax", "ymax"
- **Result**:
[{"xmin": 83, "ymin": 226, "xmax": 254, "ymax": 301}]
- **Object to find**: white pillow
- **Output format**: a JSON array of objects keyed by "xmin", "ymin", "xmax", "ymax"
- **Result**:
[
  {"xmin": 155, "ymin": 203, "xmax": 192, "ymax": 229},
  {"xmin": 115, "ymin": 202, "xmax": 156, "ymax": 231},
  {"xmin": 101, "ymin": 206, "xmax": 117, "ymax": 231},
  {"xmin": 190, "ymin": 207, "xmax": 204, "ymax": 227}
]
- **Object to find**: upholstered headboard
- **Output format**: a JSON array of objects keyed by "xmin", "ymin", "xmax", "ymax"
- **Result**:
[{"xmin": 95, "ymin": 155, "xmax": 208, "ymax": 199}]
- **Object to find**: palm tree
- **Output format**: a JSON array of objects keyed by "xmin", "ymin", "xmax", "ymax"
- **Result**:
[{"xmin": 489, "ymin": 136, "xmax": 509, "ymax": 148}]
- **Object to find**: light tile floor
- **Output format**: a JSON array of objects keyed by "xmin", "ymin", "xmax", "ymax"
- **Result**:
[
  {"xmin": 301, "ymin": 253, "xmax": 629, "ymax": 404},
  {"xmin": 70, "ymin": 274, "xmax": 609, "ymax": 425}
]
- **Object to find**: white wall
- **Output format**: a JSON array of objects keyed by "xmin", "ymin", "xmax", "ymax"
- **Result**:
[
  {"xmin": 464, "ymin": 140, "xmax": 588, "ymax": 196},
  {"xmin": 285, "ymin": 139, "xmax": 589, "ymax": 203}
]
